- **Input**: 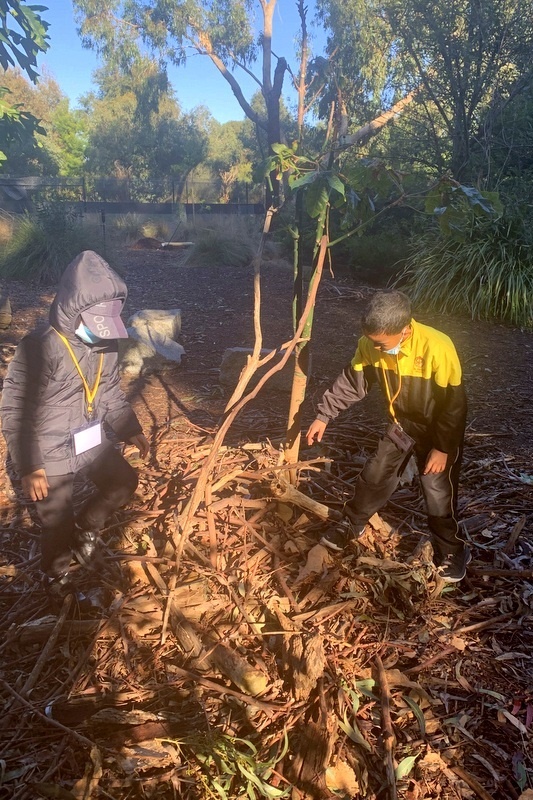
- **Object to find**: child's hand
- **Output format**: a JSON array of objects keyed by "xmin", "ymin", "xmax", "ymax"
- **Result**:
[
  {"xmin": 306, "ymin": 419, "xmax": 327, "ymax": 446},
  {"xmin": 423, "ymin": 449, "xmax": 448, "ymax": 474},
  {"xmin": 22, "ymin": 469, "xmax": 49, "ymax": 501},
  {"xmin": 129, "ymin": 434, "xmax": 150, "ymax": 460}
]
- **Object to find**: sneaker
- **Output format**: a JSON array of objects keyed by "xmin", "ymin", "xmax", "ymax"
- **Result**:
[
  {"xmin": 72, "ymin": 528, "xmax": 98, "ymax": 566},
  {"xmin": 437, "ymin": 546, "xmax": 472, "ymax": 583},
  {"xmin": 44, "ymin": 572, "xmax": 74, "ymax": 598},
  {"xmin": 320, "ymin": 519, "xmax": 365, "ymax": 552}
]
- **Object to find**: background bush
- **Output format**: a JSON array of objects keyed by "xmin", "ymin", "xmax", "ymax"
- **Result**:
[
  {"xmin": 112, "ymin": 213, "xmax": 172, "ymax": 243},
  {"xmin": 398, "ymin": 215, "xmax": 533, "ymax": 328},
  {"xmin": 183, "ymin": 216, "xmax": 259, "ymax": 267},
  {"xmin": 0, "ymin": 204, "xmax": 100, "ymax": 283}
]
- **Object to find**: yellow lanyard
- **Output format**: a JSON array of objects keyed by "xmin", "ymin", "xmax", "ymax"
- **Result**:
[
  {"xmin": 53, "ymin": 329, "xmax": 104, "ymax": 416},
  {"xmin": 380, "ymin": 356, "xmax": 402, "ymax": 424}
]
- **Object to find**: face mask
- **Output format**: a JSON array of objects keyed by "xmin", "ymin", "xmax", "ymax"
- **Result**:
[
  {"xmin": 384, "ymin": 343, "xmax": 401, "ymax": 355},
  {"xmin": 383, "ymin": 331, "xmax": 405, "ymax": 355},
  {"xmin": 75, "ymin": 322, "xmax": 101, "ymax": 345}
]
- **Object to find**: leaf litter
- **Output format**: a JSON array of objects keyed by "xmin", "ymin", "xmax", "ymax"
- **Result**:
[{"xmin": 0, "ymin": 253, "xmax": 532, "ymax": 800}]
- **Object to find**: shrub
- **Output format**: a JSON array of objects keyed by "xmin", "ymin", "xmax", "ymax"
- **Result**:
[
  {"xmin": 0, "ymin": 204, "xmax": 99, "ymax": 284},
  {"xmin": 183, "ymin": 216, "xmax": 259, "ymax": 267},
  {"xmin": 398, "ymin": 218, "xmax": 533, "ymax": 328},
  {"xmin": 113, "ymin": 213, "xmax": 171, "ymax": 242}
]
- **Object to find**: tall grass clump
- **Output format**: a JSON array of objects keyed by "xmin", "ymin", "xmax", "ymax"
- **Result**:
[
  {"xmin": 113, "ymin": 213, "xmax": 171, "ymax": 242},
  {"xmin": 0, "ymin": 204, "xmax": 98, "ymax": 284},
  {"xmin": 398, "ymin": 216, "xmax": 533, "ymax": 328},
  {"xmin": 184, "ymin": 216, "xmax": 258, "ymax": 267}
]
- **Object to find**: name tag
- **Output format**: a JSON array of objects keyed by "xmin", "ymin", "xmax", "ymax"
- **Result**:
[
  {"xmin": 386, "ymin": 422, "xmax": 415, "ymax": 453},
  {"xmin": 73, "ymin": 420, "xmax": 102, "ymax": 455}
]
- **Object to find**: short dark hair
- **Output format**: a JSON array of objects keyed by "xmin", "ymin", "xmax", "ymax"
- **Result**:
[{"xmin": 361, "ymin": 290, "xmax": 412, "ymax": 335}]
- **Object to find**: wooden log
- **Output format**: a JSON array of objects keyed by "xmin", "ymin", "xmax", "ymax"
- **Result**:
[{"xmin": 269, "ymin": 478, "xmax": 342, "ymax": 522}]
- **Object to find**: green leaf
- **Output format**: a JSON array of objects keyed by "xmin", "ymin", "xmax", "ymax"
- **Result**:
[
  {"xmin": 395, "ymin": 755, "xmax": 418, "ymax": 780},
  {"xmin": 325, "ymin": 172, "xmax": 345, "ymax": 197},
  {"xmin": 288, "ymin": 171, "xmax": 318, "ymax": 190},
  {"xmin": 338, "ymin": 714, "xmax": 372, "ymax": 752},
  {"xmin": 403, "ymin": 695, "xmax": 426, "ymax": 738},
  {"xmin": 305, "ymin": 179, "xmax": 329, "ymax": 218}
]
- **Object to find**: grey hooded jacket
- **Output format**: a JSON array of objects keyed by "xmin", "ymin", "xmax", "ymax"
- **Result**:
[{"xmin": 0, "ymin": 250, "xmax": 142, "ymax": 477}]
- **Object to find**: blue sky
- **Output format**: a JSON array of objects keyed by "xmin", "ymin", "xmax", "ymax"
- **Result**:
[{"xmin": 36, "ymin": 1, "xmax": 327, "ymax": 123}]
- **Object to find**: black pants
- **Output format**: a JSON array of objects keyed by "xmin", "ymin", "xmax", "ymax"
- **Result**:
[
  {"xmin": 347, "ymin": 433, "xmax": 465, "ymax": 560},
  {"xmin": 35, "ymin": 446, "xmax": 138, "ymax": 578}
]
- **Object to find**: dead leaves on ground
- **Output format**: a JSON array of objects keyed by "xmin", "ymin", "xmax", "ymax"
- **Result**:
[{"xmin": 1, "ymin": 421, "xmax": 532, "ymax": 800}]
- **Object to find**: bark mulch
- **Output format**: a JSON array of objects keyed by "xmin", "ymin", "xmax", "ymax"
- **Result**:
[{"xmin": 0, "ymin": 248, "xmax": 532, "ymax": 800}]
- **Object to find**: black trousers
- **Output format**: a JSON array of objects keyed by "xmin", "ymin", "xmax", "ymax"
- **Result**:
[
  {"xmin": 347, "ymin": 432, "xmax": 465, "ymax": 560},
  {"xmin": 35, "ymin": 446, "xmax": 138, "ymax": 577}
]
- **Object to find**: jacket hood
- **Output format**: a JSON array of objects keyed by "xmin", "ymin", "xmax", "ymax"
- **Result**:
[{"xmin": 49, "ymin": 251, "xmax": 127, "ymax": 336}]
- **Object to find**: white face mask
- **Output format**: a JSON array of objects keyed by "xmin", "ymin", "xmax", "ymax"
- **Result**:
[
  {"xmin": 383, "ymin": 331, "xmax": 406, "ymax": 355},
  {"xmin": 384, "ymin": 342, "xmax": 402, "ymax": 355},
  {"xmin": 75, "ymin": 322, "xmax": 100, "ymax": 344}
]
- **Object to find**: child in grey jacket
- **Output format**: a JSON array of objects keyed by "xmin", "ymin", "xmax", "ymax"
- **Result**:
[{"xmin": 1, "ymin": 250, "xmax": 149, "ymax": 588}]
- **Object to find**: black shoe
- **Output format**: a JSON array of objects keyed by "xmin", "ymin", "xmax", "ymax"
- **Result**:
[
  {"xmin": 320, "ymin": 520, "xmax": 365, "ymax": 552},
  {"xmin": 72, "ymin": 528, "xmax": 98, "ymax": 566},
  {"xmin": 44, "ymin": 572, "xmax": 75, "ymax": 598},
  {"xmin": 437, "ymin": 546, "xmax": 472, "ymax": 583}
]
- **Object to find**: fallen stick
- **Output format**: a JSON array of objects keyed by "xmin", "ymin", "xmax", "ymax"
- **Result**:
[
  {"xmin": 503, "ymin": 514, "xmax": 526, "ymax": 555},
  {"xmin": 0, "ymin": 677, "xmax": 96, "ymax": 749},
  {"xmin": 448, "ymin": 763, "xmax": 496, "ymax": 800},
  {"xmin": 374, "ymin": 655, "xmax": 398, "ymax": 800},
  {"xmin": 16, "ymin": 593, "xmax": 73, "ymax": 701},
  {"xmin": 165, "ymin": 668, "xmax": 287, "ymax": 712}
]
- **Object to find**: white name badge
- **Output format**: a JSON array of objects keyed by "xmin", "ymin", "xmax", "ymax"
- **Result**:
[{"xmin": 73, "ymin": 420, "xmax": 102, "ymax": 455}]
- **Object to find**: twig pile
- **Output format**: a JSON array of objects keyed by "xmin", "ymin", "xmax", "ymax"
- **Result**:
[{"xmin": 1, "ymin": 416, "xmax": 532, "ymax": 800}]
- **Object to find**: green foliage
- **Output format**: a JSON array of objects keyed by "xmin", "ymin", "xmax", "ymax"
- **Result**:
[
  {"xmin": 0, "ymin": 1, "xmax": 49, "ymax": 80},
  {"xmin": 0, "ymin": 84, "xmax": 46, "ymax": 168},
  {"xmin": 184, "ymin": 217, "xmax": 258, "ymax": 268},
  {"xmin": 113, "ymin": 213, "xmax": 171, "ymax": 242},
  {"xmin": 341, "ymin": 227, "xmax": 411, "ymax": 285},
  {"xmin": 81, "ymin": 60, "xmax": 209, "ymax": 197},
  {"xmin": 424, "ymin": 179, "xmax": 503, "ymax": 239},
  {"xmin": 0, "ymin": 69, "xmax": 87, "ymax": 175},
  {"xmin": 0, "ymin": 204, "xmax": 98, "ymax": 283},
  {"xmin": 163, "ymin": 731, "xmax": 290, "ymax": 800},
  {"xmin": 398, "ymin": 217, "xmax": 533, "ymax": 328},
  {"xmin": 0, "ymin": 1, "xmax": 49, "ymax": 165}
]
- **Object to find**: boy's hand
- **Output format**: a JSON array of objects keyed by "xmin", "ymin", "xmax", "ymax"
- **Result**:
[
  {"xmin": 22, "ymin": 469, "xmax": 49, "ymax": 501},
  {"xmin": 129, "ymin": 434, "xmax": 150, "ymax": 460},
  {"xmin": 423, "ymin": 449, "xmax": 448, "ymax": 474},
  {"xmin": 306, "ymin": 419, "xmax": 327, "ymax": 446}
]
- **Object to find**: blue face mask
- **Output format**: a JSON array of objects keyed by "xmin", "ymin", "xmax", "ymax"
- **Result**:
[
  {"xmin": 383, "ymin": 331, "xmax": 405, "ymax": 355},
  {"xmin": 75, "ymin": 322, "xmax": 101, "ymax": 345},
  {"xmin": 384, "ymin": 343, "xmax": 402, "ymax": 355}
]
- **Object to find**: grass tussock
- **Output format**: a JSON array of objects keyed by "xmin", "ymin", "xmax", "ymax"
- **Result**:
[
  {"xmin": 0, "ymin": 206, "xmax": 101, "ymax": 284},
  {"xmin": 184, "ymin": 216, "xmax": 259, "ymax": 267},
  {"xmin": 398, "ymin": 220, "xmax": 533, "ymax": 329},
  {"xmin": 113, "ymin": 213, "xmax": 172, "ymax": 243}
]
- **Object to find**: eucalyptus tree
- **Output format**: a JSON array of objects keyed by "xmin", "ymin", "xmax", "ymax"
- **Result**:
[
  {"xmin": 72, "ymin": 0, "xmax": 303, "ymax": 204},
  {"xmin": 1, "ymin": 69, "xmax": 87, "ymax": 175},
  {"xmin": 318, "ymin": 0, "xmax": 533, "ymax": 181},
  {"xmin": 81, "ymin": 60, "xmax": 209, "ymax": 198}
]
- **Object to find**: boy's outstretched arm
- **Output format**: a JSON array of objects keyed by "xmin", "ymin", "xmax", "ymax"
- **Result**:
[{"xmin": 306, "ymin": 419, "xmax": 327, "ymax": 446}]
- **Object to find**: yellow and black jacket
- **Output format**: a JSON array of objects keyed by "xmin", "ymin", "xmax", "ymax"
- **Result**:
[{"xmin": 316, "ymin": 319, "xmax": 467, "ymax": 454}]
